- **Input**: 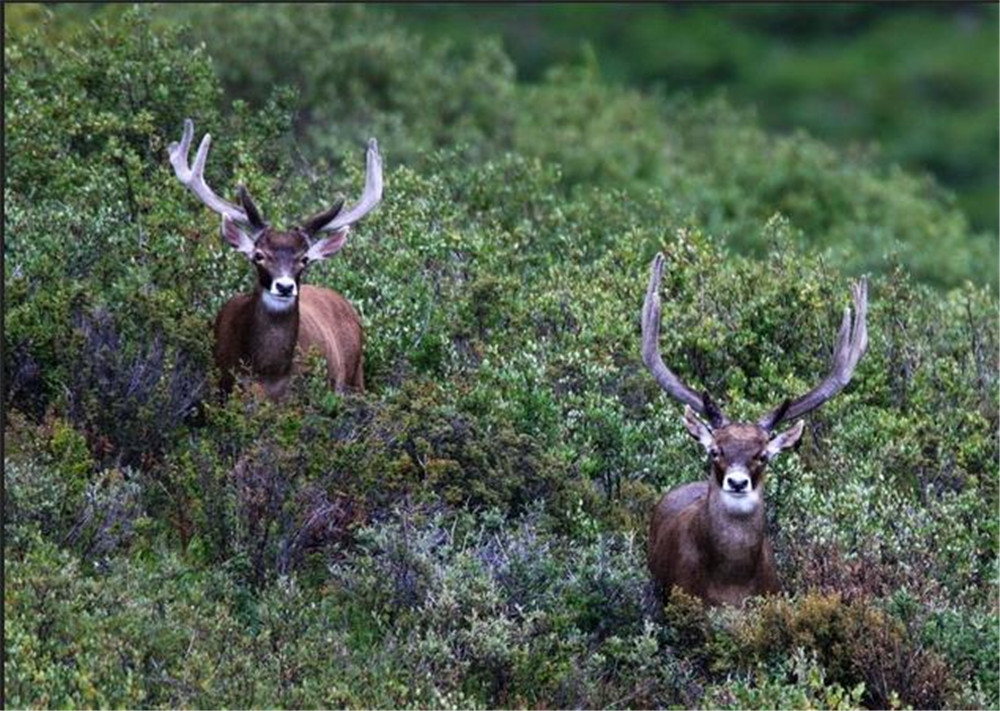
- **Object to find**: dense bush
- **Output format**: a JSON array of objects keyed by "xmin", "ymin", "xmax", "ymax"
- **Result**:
[
  {"xmin": 20, "ymin": 3, "xmax": 992, "ymax": 288},
  {"xmin": 389, "ymin": 4, "xmax": 1000, "ymax": 234},
  {"xmin": 179, "ymin": 4, "xmax": 998, "ymax": 289},
  {"xmin": 4, "ymin": 7, "xmax": 997, "ymax": 709}
]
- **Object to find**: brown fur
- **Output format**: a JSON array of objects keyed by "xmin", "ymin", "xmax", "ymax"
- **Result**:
[
  {"xmin": 214, "ymin": 284, "xmax": 363, "ymax": 399},
  {"xmin": 648, "ymin": 424, "xmax": 783, "ymax": 607},
  {"xmin": 169, "ymin": 120, "xmax": 381, "ymax": 402},
  {"xmin": 640, "ymin": 254, "xmax": 865, "ymax": 608}
]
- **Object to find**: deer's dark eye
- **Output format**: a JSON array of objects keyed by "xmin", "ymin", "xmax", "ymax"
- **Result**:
[
  {"xmin": 300, "ymin": 256, "xmax": 310, "ymax": 266},
  {"xmin": 253, "ymin": 252, "xmax": 265, "ymax": 263}
]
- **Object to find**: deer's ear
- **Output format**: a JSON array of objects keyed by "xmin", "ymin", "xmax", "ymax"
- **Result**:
[
  {"xmin": 221, "ymin": 217, "xmax": 256, "ymax": 258},
  {"xmin": 683, "ymin": 405, "xmax": 715, "ymax": 451},
  {"xmin": 305, "ymin": 227, "xmax": 349, "ymax": 262},
  {"xmin": 764, "ymin": 420, "xmax": 805, "ymax": 461}
]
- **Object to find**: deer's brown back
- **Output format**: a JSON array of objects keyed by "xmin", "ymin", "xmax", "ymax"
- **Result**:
[{"xmin": 298, "ymin": 285, "xmax": 364, "ymax": 391}]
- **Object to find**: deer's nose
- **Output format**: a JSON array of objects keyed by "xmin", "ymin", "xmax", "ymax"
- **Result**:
[
  {"xmin": 273, "ymin": 278, "xmax": 296, "ymax": 297},
  {"xmin": 725, "ymin": 475, "xmax": 749, "ymax": 493}
]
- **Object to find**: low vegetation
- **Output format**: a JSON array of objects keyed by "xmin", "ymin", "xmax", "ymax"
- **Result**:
[{"xmin": 5, "ymin": 7, "xmax": 997, "ymax": 709}]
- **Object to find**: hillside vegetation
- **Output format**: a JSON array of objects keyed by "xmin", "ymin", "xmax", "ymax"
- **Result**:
[
  {"xmin": 4, "ymin": 7, "xmax": 998, "ymax": 709},
  {"xmin": 391, "ymin": 4, "xmax": 1000, "ymax": 235}
]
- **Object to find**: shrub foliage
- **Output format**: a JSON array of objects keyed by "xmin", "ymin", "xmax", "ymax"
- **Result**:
[{"xmin": 5, "ymin": 7, "xmax": 998, "ymax": 709}]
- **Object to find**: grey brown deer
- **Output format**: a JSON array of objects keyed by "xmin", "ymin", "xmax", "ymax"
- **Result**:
[
  {"xmin": 641, "ymin": 253, "xmax": 868, "ymax": 606},
  {"xmin": 170, "ymin": 119, "xmax": 382, "ymax": 400}
]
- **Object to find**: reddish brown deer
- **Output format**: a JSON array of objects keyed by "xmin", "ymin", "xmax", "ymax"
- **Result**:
[
  {"xmin": 169, "ymin": 119, "xmax": 382, "ymax": 400},
  {"xmin": 641, "ymin": 253, "xmax": 868, "ymax": 606}
]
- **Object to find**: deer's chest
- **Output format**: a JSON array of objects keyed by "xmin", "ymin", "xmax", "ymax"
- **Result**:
[{"xmin": 248, "ymin": 320, "xmax": 299, "ymax": 376}]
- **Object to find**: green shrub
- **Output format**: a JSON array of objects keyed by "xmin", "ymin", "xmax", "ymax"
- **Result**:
[
  {"xmin": 704, "ymin": 647, "xmax": 867, "ymax": 711},
  {"xmin": 4, "ymin": 6, "xmax": 997, "ymax": 708},
  {"xmin": 387, "ymin": 4, "xmax": 1000, "ymax": 234},
  {"xmin": 59, "ymin": 3, "xmax": 994, "ymax": 290}
]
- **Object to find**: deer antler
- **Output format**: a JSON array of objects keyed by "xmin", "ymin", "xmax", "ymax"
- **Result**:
[
  {"xmin": 642, "ymin": 253, "xmax": 730, "ymax": 428},
  {"xmin": 169, "ymin": 118, "xmax": 254, "ymax": 228},
  {"xmin": 757, "ymin": 277, "xmax": 869, "ymax": 431},
  {"xmin": 308, "ymin": 138, "xmax": 383, "ymax": 234}
]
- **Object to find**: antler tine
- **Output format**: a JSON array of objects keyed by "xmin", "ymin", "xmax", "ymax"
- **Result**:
[
  {"xmin": 642, "ymin": 253, "xmax": 729, "ymax": 427},
  {"xmin": 236, "ymin": 185, "xmax": 268, "ymax": 233},
  {"xmin": 313, "ymin": 138, "xmax": 383, "ymax": 233},
  {"xmin": 300, "ymin": 197, "xmax": 346, "ymax": 237},
  {"xmin": 758, "ymin": 276, "xmax": 869, "ymax": 431},
  {"xmin": 169, "ymin": 118, "xmax": 250, "ymax": 226}
]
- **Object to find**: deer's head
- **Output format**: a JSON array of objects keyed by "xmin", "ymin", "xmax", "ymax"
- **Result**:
[
  {"xmin": 641, "ymin": 252, "xmax": 868, "ymax": 512},
  {"xmin": 169, "ymin": 119, "xmax": 383, "ymax": 312},
  {"xmin": 681, "ymin": 404, "xmax": 804, "ymax": 516}
]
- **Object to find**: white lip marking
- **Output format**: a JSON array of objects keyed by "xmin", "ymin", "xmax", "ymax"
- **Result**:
[
  {"xmin": 262, "ymin": 290, "xmax": 297, "ymax": 312},
  {"xmin": 721, "ymin": 490, "xmax": 759, "ymax": 515}
]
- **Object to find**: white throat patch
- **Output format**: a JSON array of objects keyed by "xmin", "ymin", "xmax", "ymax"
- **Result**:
[
  {"xmin": 720, "ymin": 489, "xmax": 760, "ymax": 516},
  {"xmin": 261, "ymin": 290, "xmax": 297, "ymax": 312}
]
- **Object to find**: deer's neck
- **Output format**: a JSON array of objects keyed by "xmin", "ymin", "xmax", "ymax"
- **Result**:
[
  {"xmin": 702, "ymin": 489, "xmax": 766, "ymax": 580},
  {"xmin": 249, "ymin": 289, "xmax": 300, "ymax": 377}
]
